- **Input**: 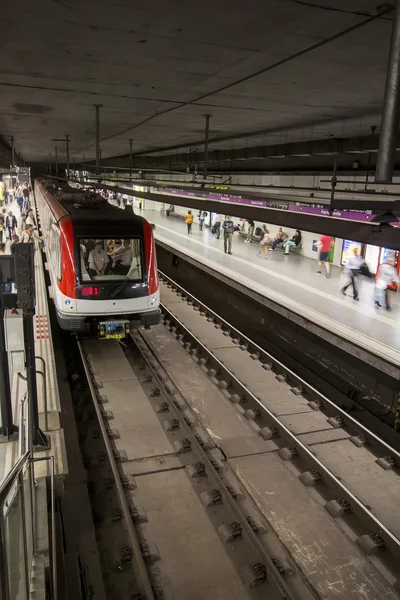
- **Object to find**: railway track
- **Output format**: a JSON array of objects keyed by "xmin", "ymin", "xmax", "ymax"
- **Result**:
[
  {"xmin": 156, "ymin": 272, "xmax": 400, "ymax": 595},
  {"xmin": 72, "ymin": 272, "xmax": 400, "ymax": 599},
  {"xmin": 77, "ymin": 335, "xmax": 312, "ymax": 599}
]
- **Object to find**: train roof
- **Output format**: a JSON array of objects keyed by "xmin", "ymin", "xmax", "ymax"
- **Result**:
[{"xmin": 37, "ymin": 178, "xmax": 145, "ymax": 224}]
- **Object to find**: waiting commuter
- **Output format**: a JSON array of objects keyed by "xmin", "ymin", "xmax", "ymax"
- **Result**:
[
  {"xmin": 245, "ymin": 219, "xmax": 255, "ymax": 243},
  {"xmin": 375, "ymin": 257, "xmax": 398, "ymax": 311},
  {"xmin": 18, "ymin": 214, "xmax": 27, "ymax": 235},
  {"xmin": 26, "ymin": 210, "xmax": 36, "ymax": 228},
  {"xmin": 19, "ymin": 224, "xmax": 41, "ymax": 244},
  {"xmin": 315, "ymin": 234, "xmax": 334, "ymax": 278},
  {"xmin": 284, "ymin": 230, "xmax": 302, "ymax": 255},
  {"xmin": 212, "ymin": 213, "xmax": 222, "ymax": 239},
  {"xmin": 185, "ymin": 210, "xmax": 194, "ymax": 234},
  {"xmin": 88, "ymin": 242, "xmax": 108, "ymax": 277},
  {"xmin": 340, "ymin": 247, "xmax": 363, "ymax": 301},
  {"xmin": 222, "ymin": 216, "xmax": 234, "ymax": 254},
  {"xmin": 270, "ymin": 227, "xmax": 288, "ymax": 251},
  {"xmin": 5, "ymin": 211, "xmax": 17, "ymax": 241},
  {"xmin": 257, "ymin": 227, "xmax": 271, "ymax": 259}
]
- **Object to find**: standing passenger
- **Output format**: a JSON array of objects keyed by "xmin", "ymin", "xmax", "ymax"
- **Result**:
[
  {"xmin": 315, "ymin": 234, "xmax": 334, "ymax": 278},
  {"xmin": 88, "ymin": 242, "xmax": 108, "ymax": 277},
  {"xmin": 26, "ymin": 210, "xmax": 36, "ymax": 228},
  {"xmin": 185, "ymin": 210, "xmax": 194, "ymax": 234},
  {"xmin": 222, "ymin": 216, "xmax": 235, "ymax": 254},
  {"xmin": 18, "ymin": 214, "xmax": 27, "ymax": 236}
]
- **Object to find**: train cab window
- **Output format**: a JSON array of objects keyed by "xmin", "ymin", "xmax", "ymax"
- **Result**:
[{"xmin": 79, "ymin": 238, "xmax": 142, "ymax": 282}]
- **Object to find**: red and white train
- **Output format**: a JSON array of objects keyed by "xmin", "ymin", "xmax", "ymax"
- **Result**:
[{"xmin": 35, "ymin": 178, "xmax": 160, "ymax": 337}]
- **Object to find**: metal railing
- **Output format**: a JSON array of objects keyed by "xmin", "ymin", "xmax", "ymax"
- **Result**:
[{"xmin": 0, "ymin": 390, "xmax": 57, "ymax": 600}]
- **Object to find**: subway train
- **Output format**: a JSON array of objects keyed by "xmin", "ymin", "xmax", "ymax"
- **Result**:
[{"xmin": 35, "ymin": 178, "xmax": 160, "ymax": 338}]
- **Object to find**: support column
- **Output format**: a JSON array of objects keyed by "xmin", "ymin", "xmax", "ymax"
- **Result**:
[
  {"xmin": 0, "ymin": 286, "xmax": 17, "ymax": 440},
  {"xmin": 48, "ymin": 153, "xmax": 52, "ymax": 174},
  {"xmin": 376, "ymin": 0, "xmax": 400, "ymax": 183},
  {"xmin": 203, "ymin": 114, "xmax": 211, "ymax": 179},
  {"xmin": 11, "ymin": 136, "xmax": 15, "ymax": 167},
  {"xmin": 330, "ymin": 153, "xmax": 338, "ymax": 208},
  {"xmin": 54, "ymin": 146, "xmax": 58, "ymax": 174},
  {"xmin": 95, "ymin": 104, "xmax": 102, "ymax": 175},
  {"xmin": 129, "ymin": 139, "xmax": 133, "ymax": 179},
  {"xmin": 65, "ymin": 134, "xmax": 70, "ymax": 178}
]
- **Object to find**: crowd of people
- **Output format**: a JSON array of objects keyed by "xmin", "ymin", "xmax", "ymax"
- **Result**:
[
  {"xmin": 181, "ymin": 210, "xmax": 398, "ymax": 311},
  {"xmin": 0, "ymin": 184, "xmax": 44, "ymax": 252}
]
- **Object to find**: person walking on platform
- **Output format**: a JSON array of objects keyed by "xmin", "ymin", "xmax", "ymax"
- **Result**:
[
  {"xmin": 257, "ymin": 227, "xmax": 271, "ymax": 259},
  {"xmin": 341, "ymin": 247, "xmax": 363, "ymax": 301},
  {"xmin": 5, "ymin": 211, "xmax": 17, "ymax": 241},
  {"xmin": 245, "ymin": 219, "xmax": 255, "ymax": 242},
  {"xmin": 222, "ymin": 216, "xmax": 234, "ymax": 254},
  {"xmin": 198, "ymin": 210, "xmax": 207, "ymax": 231},
  {"xmin": 375, "ymin": 257, "xmax": 398, "ymax": 311},
  {"xmin": 185, "ymin": 210, "xmax": 194, "ymax": 234},
  {"xmin": 212, "ymin": 213, "xmax": 222, "ymax": 239},
  {"xmin": 315, "ymin": 234, "xmax": 334, "ymax": 278}
]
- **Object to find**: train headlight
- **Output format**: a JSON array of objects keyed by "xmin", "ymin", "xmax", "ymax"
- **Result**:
[{"xmin": 151, "ymin": 295, "xmax": 158, "ymax": 304}]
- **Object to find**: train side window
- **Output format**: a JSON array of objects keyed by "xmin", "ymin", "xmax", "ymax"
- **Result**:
[{"xmin": 54, "ymin": 231, "xmax": 62, "ymax": 281}]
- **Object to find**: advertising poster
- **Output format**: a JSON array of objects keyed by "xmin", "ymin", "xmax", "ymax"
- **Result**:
[{"xmin": 341, "ymin": 239, "xmax": 363, "ymax": 265}]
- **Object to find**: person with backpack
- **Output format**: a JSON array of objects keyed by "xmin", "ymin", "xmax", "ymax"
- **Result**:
[
  {"xmin": 185, "ymin": 210, "xmax": 194, "ymax": 234},
  {"xmin": 222, "ymin": 216, "xmax": 234, "ymax": 254}
]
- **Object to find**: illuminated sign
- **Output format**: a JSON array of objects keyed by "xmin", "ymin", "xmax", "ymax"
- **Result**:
[{"xmin": 82, "ymin": 287, "xmax": 99, "ymax": 296}]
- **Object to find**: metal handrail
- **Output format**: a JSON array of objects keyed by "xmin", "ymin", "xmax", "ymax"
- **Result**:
[{"xmin": 0, "ymin": 451, "xmax": 30, "ymax": 505}]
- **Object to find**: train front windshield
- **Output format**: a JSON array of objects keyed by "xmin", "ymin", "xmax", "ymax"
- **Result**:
[{"xmin": 79, "ymin": 238, "xmax": 143, "ymax": 282}]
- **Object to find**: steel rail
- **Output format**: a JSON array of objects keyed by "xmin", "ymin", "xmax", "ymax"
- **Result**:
[
  {"xmin": 159, "ymin": 271, "xmax": 400, "ymax": 464},
  {"xmin": 133, "ymin": 329, "xmax": 299, "ymax": 600},
  {"xmin": 159, "ymin": 299, "xmax": 400, "ymax": 565},
  {"xmin": 76, "ymin": 340, "xmax": 155, "ymax": 600}
]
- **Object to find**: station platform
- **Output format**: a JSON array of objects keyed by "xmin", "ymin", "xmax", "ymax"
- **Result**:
[
  {"xmin": 0, "ymin": 198, "xmax": 67, "ymax": 484},
  {"xmin": 142, "ymin": 208, "xmax": 400, "ymax": 376}
]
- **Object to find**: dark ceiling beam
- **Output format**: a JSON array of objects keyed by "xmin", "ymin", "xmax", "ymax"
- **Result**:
[
  {"xmin": 99, "ymin": 133, "xmax": 388, "ymax": 171},
  {"xmin": 84, "ymin": 180, "xmax": 400, "ymax": 250}
]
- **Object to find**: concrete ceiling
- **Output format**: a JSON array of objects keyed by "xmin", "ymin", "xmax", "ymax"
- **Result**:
[{"xmin": 0, "ymin": 0, "xmax": 394, "ymax": 167}]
